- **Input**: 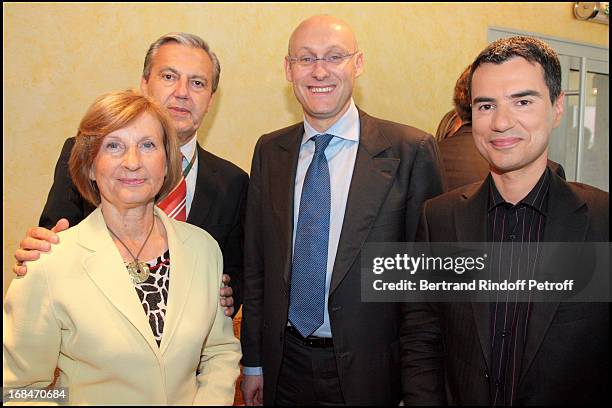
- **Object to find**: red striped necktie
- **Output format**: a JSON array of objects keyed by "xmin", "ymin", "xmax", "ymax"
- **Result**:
[
  {"xmin": 158, "ymin": 176, "xmax": 187, "ymax": 221},
  {"xmin": 157, "ymin": 151, "xmax": 195, "ymax": 222}
]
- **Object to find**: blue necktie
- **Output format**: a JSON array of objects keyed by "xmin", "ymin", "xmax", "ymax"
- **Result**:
[{"xmin": 288, "ymin": 134, "xmax": 333, "ymax": 338}]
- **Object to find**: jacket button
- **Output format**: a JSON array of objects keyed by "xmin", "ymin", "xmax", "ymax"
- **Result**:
[{"xmin": 483, "ymin": 371, "xmax": 489, "ymax": 379}]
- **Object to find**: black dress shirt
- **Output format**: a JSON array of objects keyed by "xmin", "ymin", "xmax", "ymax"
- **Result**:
[{"xmin": 487, "ymin": 168, "xmax": 551, "ymax": 406}]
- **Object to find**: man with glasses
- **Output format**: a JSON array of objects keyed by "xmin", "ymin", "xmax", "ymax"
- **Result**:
[{"xmin": 240, "ymin": 15, "xmax": 444, "ymax": 405}]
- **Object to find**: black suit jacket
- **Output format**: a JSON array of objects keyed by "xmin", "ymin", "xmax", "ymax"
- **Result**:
[
  {"xmin": 401, "ymin": 169, "xmax": 609, "ymax": 405},
  {"xmin": 39, "ymin": 137, "xmax": 249, "ymax": 314},
  {"xmin": 241, "ymin": 109, "xmax": 445, "ymax": 405}
]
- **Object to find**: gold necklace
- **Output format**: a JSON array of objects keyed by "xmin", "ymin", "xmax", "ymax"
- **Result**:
[{"xmin": 105, "ymin": 214, "xmax": 156, "ymax": 284}]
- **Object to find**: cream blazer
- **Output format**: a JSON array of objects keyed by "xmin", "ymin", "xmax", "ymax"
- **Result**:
[{"xmin": 3, "ymin": 207, "xmax": 241, "ymax": 405}]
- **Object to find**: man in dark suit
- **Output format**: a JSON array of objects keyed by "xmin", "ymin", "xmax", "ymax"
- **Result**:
[
  {"xmin": 401, "ymin": 36, "xmax": 609, "ymax": 405},
  {"xmin": 13, "ymin": 33, "xmax": 248, "ymax": 315},
  {"xmin": 240, "ymin": 15, "xmax": 445, "ymax": 405}
]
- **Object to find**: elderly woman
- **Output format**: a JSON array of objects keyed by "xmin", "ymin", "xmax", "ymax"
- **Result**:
[{"xmin": 3, "ymin": 90, "xmax": 241, "ymax": 405}]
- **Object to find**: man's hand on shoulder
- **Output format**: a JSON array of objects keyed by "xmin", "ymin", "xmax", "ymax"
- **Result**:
[
  {"xmin": 220, "ymin": 273, "xmax": 235, "ymax": 317},
  {"xmin": 13, "ymin": 218, "xmax": 69, "ymax": 275}
]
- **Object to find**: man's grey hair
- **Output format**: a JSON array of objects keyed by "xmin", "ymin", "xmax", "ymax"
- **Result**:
[{"xmin": 142, "ymin": 32, "xmax": 221, "ymax": 94}]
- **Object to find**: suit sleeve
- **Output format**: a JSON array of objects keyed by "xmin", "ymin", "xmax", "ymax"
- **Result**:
[
  {"xmin": 39, "ymin": 138, "xmax": 95, "ymax": 229},
  {"xmin": 400, "ymin": 202, "xmax": 446, "ymax": 405},
  {"xmin": 240, "ymin": 137, "xmax": 265, "ymax": 368},
  {"xmin": 405, "ymin": 134, "xmax": 446, "ymax": 241},
  {"xmin": 3, "ymin": 261, "xmax": 62, "ymax": 393},
  {"xmin": 220, "ymin": 172, "xmax": 248, "ymax": 317},
  {"xmin": 195, "ymin": 244, "xmax": 242, "ymax": 405}
]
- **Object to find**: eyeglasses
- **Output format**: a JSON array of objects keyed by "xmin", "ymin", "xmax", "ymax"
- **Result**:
[{"xmin": 286, "ymin": 52, "xmax": 358, "ymax": 67}]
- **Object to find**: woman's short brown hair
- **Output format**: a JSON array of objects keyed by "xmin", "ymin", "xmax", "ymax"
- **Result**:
[
  {"xmin": 68, "ymin": 89, "xmax": 182, "ymax": 206},
  {"xmin": 434, "ymin": 109, "xmax": 462, "ymax": 142}
]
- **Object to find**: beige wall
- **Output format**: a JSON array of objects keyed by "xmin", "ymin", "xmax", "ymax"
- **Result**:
[{"xmin": 3, "ymin": 2, "xmax": 608, "ymax": 295}]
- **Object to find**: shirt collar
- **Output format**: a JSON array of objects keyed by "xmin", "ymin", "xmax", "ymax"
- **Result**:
[
  {"xmin": 180, "ymin": 133, "xmax": 198, "ymax": 163},
  {"xmin": 488, "ymin": 167, "xmax": 551, "ymax": 214},
  {"xmin": 302, "ymin": 98, "xmax": 360, "ymax": 145}
]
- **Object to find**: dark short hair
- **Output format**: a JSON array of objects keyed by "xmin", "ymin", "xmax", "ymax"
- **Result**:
[
  {"xmin": 69, "ymin": 89, "xmax": 182, "ymax": 206},
  {"xmin": 142, "ymin": 32, "xmax": 221, "ymax": 94},
  {"xmin": 468, "ymin": 36, "xmax": 561, "ymax": 105}
]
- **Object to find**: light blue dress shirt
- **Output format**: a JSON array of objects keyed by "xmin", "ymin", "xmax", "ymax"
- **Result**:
[
  {"xmin": 292, "ymin": 99, "xmax": 360, "ymax": 338},
  {"xmin": 243, "ymin": 100, "xmax": 360, "ymax": 377}
]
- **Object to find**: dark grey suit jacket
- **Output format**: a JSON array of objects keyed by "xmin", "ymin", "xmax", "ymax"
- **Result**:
[
  {"xmin": 401, "ymin": 169, "xmax": 609, "ymax": 405},
  {"xmin": 241, "ymin": 109, "xmax": 445, "ymax": 405},
  {"xmin": 39, "ymin": 137, "xmax": 249, "ymax": 314}
]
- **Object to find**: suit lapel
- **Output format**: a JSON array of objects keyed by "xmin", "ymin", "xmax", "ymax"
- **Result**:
[
  {"xmin": 329, "ymin": 111, "xmax": 399, "ymax": 294},
  {"xmin": 541, "ymin": 171, "xmax": 589, "ymax": 243},
  {"xmin": 79, "ymin": 208, "xmax": 161, "ymax": 357},
  {"xmin": 187, "ymin": 144, "xmax": 214, "ymax": 228},
  {"xmin": 273, "ymin": 126, "xmax": 303, "ymax": 289},
  {"xmin": 457, "ymin": 180, "xmax": 493, "ymax": 371},
  {"xmin": 455, "ymin": 181, "xmax": 488, "ymax": 242},
  {"xmin": 519, "ymin": 172, "xmax": 588, "ymax": 385},
  {"xmin": 157, "ymin": 208, "xmax": 197, "ymax": 355}
]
